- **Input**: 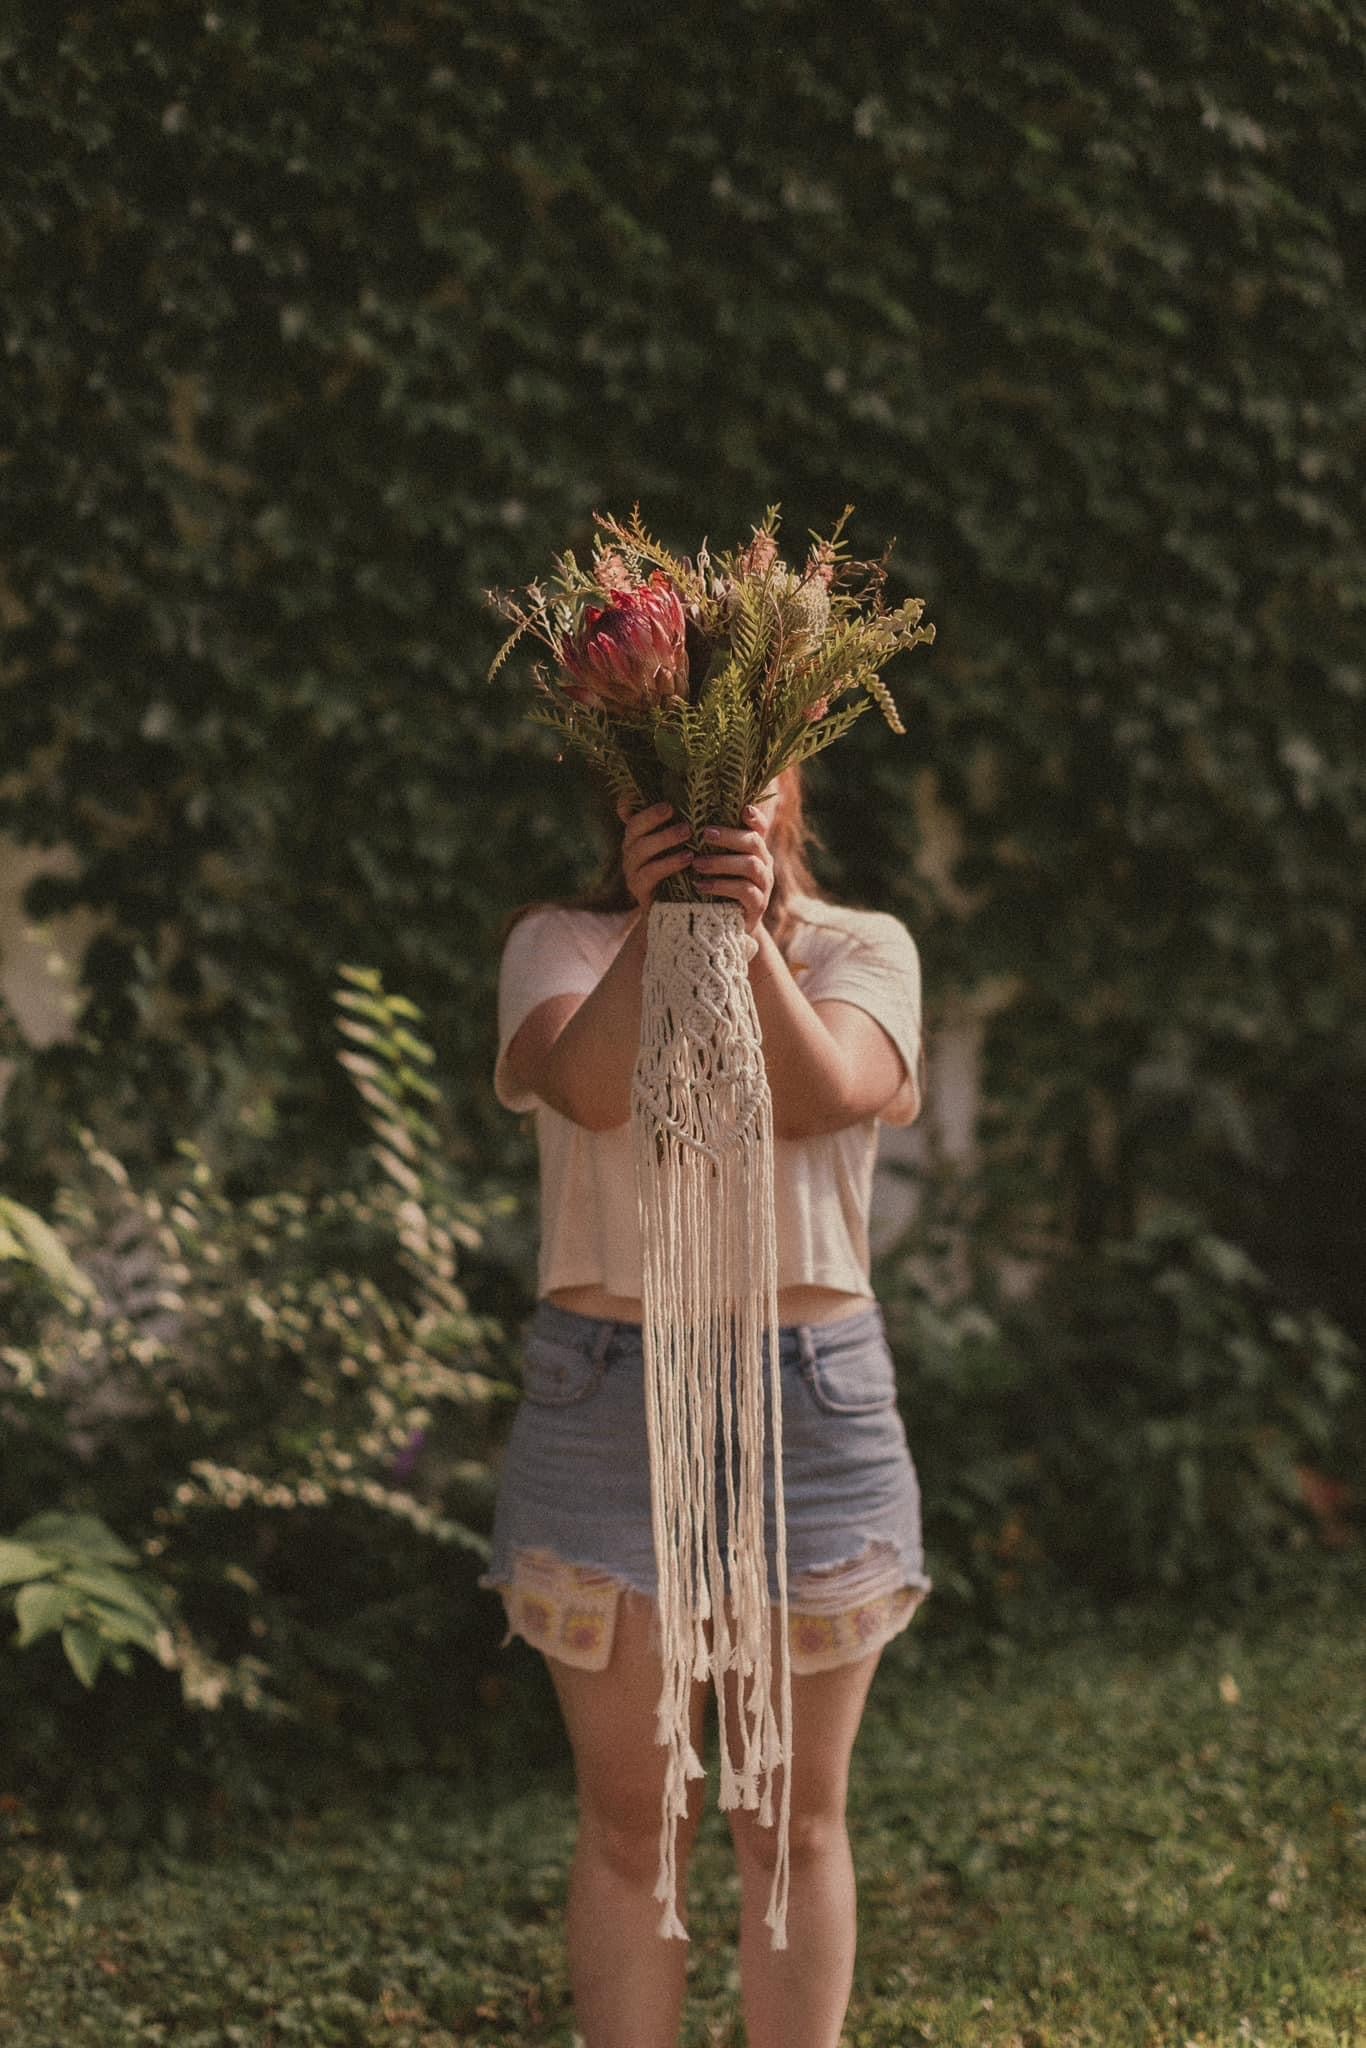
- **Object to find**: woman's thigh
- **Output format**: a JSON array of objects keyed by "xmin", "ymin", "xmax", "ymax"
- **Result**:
[
  {"xmin": 721, "ymin": 1637, "xmax": 884, "ymax": 1869},
  {"xmin": 545, "ymin": 1591, "xmax": 712, "ymax": 1858}
]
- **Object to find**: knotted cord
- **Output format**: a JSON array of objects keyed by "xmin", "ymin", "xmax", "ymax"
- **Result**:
[{"xmin": 631, "ymin": 896, "xmax": 793, "ymax": 1950}]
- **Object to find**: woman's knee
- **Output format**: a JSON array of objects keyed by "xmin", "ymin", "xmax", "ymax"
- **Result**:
[
  {"xmin": 581, "ymin": 1780, "xmax": 705, "ymax": 1885},
  {"xmin": 727, "ymin": 1800, "xmax": 847, "ymax": 1876},
  {"xmin": 550, "ymin": 1593, "xmax": 710, "ymax": 1888}
]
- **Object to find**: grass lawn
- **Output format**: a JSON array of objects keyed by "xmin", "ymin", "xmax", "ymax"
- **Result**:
[{"xmin": 1, "ymin": 1552, "xmax": 1362, "ymax": 2046}]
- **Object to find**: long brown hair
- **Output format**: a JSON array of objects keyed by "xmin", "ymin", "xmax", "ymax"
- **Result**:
[{"xmin": 498, "ymin": 761, "xmax": 836, "ymax": 959}]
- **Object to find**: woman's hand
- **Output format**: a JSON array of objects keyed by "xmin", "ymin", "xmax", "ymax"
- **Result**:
[
  {"xmin": 691, "ymin": 800, "xmax": 776, "ymax": 936},
  {"xmin": 616, "ymin": 796, "xmax": 695, "ymax": 914}
]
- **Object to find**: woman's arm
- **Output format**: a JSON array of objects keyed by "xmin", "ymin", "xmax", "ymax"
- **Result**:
[
  {"xmin": 506, "ymin": 915, "xmax": 912, "ymax": 1137},
  {"xmin": 748, "ymin": 923, "xmax": 914, "ymax": 1139},
  {"xmin": 511, "ymin": 913, "xmax": 650, "ymax": 1130},
  {"xmin": 503, "ymin": 797, "xmax": 915, "ymax": 1137},
  {"xmin": 501, "ymin": 799, "xmax": 691, "ymax": 1130},
  {"xmin": 694, "ymin": 803, "xmax": 917, "ymax": 1138}
]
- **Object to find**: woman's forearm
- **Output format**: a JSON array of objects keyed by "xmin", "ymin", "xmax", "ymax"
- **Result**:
[
  {"xmin": 543, "ymin": 909, "xmax": 850, "ymax": 1137},
  {"xmin": 746, "ymin": 921, "xmax": 852, "ymax": 1140},
  {"xmin": 540, "ymin": 911, "xmax": 650, "ymax": 1130}
]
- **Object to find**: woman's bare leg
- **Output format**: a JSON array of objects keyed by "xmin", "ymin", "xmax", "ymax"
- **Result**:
[
  {"xmin": 545, "ymin": 1589, "xmax": 710, "ymax": 2048},
  {"xmin": 722, "ymin": 1637, "xmax": 884, "ymax": 2048}
]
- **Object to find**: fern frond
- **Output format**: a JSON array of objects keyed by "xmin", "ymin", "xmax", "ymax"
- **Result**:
[
  {"xmin": 721, "ymin": 697, "xmax": 759, "ymax": 820},
  {"xmin": 727, "ymin": 585, "xmax": 774, "ymax": 700},
  {"xmin": 526, "ymin": 710, "xmax": 641, "ymax": 807},
  {"xmin": 484, "ymin": 602, "xmax": 537, "ymax": 683},
  {"xmin": 769, "ymin": 697, "xmax": 870, "ymax": 775},
  {"xmin": 768, "ymin": 617, "xmax": 871, "ymax": 724}
]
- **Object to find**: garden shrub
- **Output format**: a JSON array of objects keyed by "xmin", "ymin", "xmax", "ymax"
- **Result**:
[
  {"xmin": 0, "ymin": 968, "xmax": 518, "ymax": 1851},
  {"xmin": 874, "ymin": 1196, "xmax": 1363, "ymax": 1629}
]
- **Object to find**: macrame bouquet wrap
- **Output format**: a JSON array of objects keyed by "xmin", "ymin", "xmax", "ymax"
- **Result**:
[
  {"xmin": 632, "ymin": 895, "xmax": 792, "ymax": 1943},
  {"xmin": 487, "ymin": 501, "xmax": 934, "ymax": 1951}
]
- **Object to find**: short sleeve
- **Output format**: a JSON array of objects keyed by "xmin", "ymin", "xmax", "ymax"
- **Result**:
[
  {"xmin": 803, "ymin": 914, "xmax": 924, "ymax": 1127},
  {"xmin": 493, "ymin": 907, "xmax": 602, "ymax": 1113}
]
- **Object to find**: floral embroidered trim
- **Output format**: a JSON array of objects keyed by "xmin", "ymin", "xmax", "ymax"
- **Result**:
[
  {"xmin": 787, "ymin": 1585, "xmax": 926, "ymax": 1673},
  {"xmin": 499, "ymin": 1553, "xmax": 622, "ymax": 1672},
  {"xmin": 494, "ymin": 1552, "xmax": 928, "ymax": 1675}
]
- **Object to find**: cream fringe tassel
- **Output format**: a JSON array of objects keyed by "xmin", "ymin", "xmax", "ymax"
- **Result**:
[{"xmin": 630, "ymin": 897, "xmax": 793, "ymax": 1951}]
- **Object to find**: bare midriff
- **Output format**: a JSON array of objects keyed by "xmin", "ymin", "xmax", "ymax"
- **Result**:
[{"xmin": 545, "ymin": 1282, "xmax": 874, "ymax": 1327}]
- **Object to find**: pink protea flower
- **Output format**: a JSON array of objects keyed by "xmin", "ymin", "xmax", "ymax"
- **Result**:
[{"xmin": 558, "ymin": 570, "xmax": 690, "ymax": 711}]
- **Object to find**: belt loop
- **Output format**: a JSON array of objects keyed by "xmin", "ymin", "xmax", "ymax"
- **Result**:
[
  {"xmin": 796, "ymin": 1321, "xmax": 817, "ymax": 1369},
  {"xmin": 592, "ymin": 1318, "xmax": 614, "ymax": 1368}
]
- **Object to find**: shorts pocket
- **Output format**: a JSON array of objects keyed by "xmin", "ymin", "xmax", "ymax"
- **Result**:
[
  {"xmin": 519, "ymin": 1331, "xmax": 605, "ymax": 1406},
  {"xmin": 802, "ymin": 1331, "xmax": 898, "ymax": 1417}
]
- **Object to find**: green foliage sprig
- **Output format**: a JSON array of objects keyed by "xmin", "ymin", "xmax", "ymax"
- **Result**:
[{"xmin": 0, "ymin": 1512, "xmax": 170, "ymax": 1692}]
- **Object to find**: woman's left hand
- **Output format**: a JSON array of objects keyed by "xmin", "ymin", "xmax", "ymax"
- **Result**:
[{"xmin": 691, "ymin": 801, "xmax": 775, "ymax": 936}]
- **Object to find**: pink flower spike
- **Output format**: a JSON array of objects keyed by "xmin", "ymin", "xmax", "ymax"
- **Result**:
[{"xmin": 595, "ymin": 548, "xmax": 635, "ymax": 592}]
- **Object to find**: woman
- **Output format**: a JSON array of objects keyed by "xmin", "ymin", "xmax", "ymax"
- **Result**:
[{"xmin": 481, "ymin": 761, "xmax": 932, "ymax": 2048}]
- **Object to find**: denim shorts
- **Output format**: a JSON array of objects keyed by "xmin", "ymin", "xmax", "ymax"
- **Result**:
[{"xmin": 479, "ymin": 1296, "xmax": 933, "ymax": 1675}]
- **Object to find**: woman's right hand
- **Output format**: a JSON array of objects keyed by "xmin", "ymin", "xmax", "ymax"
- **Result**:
[{"xmin": 616, "ymin": 796, "xmax": 694, "ymax": 914}]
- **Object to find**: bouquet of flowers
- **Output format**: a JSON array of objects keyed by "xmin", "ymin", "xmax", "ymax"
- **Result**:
[
  {"xmin": 486, "ymin": 505, "xmax": 934, "ymax": 1951},
  {"xmin": 487, "ymin": 501, "xmax": 934, "ymax": 879}
]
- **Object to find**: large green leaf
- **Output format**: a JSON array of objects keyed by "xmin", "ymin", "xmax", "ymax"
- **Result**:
[
  {"xmin": 77, "ymin": 1603, "xmax": 162, "ymax": 1654},
  {"xmin": 61, "ymin": 1622, "xmax": 106, "ymax": 1690},
  {"xmin": 0, "ymin": 1198, "xmax": 97, "ymax": 1302},
  {"xmin": 0, "ymin": 1540, "xmax": 56, "ymax": 1590},
  {"xmin": 61, "ymin": 1565, "xmax": 165, "ymax": 1630},
  {"xmin": 11, "ymin": 1513, "xmax": 138, "ymax": 1567},
  {"xmin": 14, "ymin": 1581, "xmax": 77, "ymax": 1647}
]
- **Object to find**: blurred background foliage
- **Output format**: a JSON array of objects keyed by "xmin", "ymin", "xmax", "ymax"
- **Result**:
[{"xmin": 1, "ymin": 0, "xmax": 1363, "ymax": 1852}]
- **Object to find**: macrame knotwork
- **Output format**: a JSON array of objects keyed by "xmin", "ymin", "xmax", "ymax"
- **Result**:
[{"xmin": 630, "ymin": 896, "xmax": 793, "ymax": 1950}]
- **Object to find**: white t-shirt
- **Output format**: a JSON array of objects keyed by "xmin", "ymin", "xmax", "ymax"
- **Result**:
[{"xmin": 493, "ymin": 891, "xmax": 925, "ymax": 1302}]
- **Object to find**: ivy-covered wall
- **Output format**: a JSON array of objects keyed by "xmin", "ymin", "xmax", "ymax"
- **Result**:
[{"xmin": 2, "ymin": 0, "xmax": 1364, "ymax": 1339}]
